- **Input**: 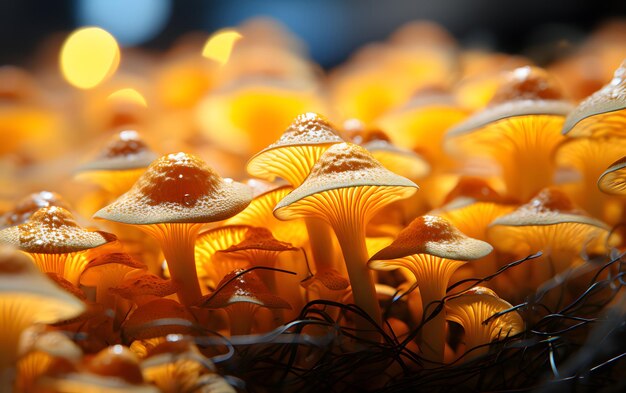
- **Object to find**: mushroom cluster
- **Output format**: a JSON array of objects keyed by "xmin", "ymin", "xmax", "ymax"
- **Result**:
[{"xmin": 1, "ymin": 17, "xmax": 626, "ymax": 392}]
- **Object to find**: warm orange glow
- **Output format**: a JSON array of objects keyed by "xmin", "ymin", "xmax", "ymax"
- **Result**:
[
  {"xmin": 60, "ymin": 27, "xmax": 120, "ymax": 89},
  {"xmin": 202, "ymin": 29, "xmax": 243, "ymax": 65},
  {"xmin": 107, "ymin": 88, "xmax": 148, "ymax": 108}
]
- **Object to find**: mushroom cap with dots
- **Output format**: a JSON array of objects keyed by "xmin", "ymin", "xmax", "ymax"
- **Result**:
[
  {"xmin": 94, "ymin": 152, "xmax": 252, "ymax": 225},
  {"xmin": 368, "ymin": 215, "xmax": 493, "ymax": 263},
  {"xmin": 274, "ymin": 142, "xmax": 418, "ymax": 218},
  {"xmin": 219, "ymin": 227, "xmax": 297, "ymax": 253},
  {"xmin": 77, "ymin": 130, "xmax": 158, "ymax": 172},
  {"xmin": 0, "ymin": 190, "xmax": 71, "ymax": 228},
  {"xmin": 0, "ymin": 206, "xmax": 115, "ymax": 254},
  {"xmin": 562, "ymin": 60, "xmax": 626, "ymax": 136},
  {"xmin": 448, "ymin": 66, "xmax": 573, "ymax": 137}
]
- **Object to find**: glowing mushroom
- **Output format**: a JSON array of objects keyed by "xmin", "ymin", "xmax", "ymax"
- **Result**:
[
  {"xmin": 109, "ymin": 271, "xmax": 179, "ymax": 307},
  {"xmin": 274, "ymin": 142, "xmax": 418, "ymax": 329},
  {"xmin": 446, "ymin": 287, "xmax": 524, "ymax": 361},
  {"xmin": 598, "ymin": 156, "xmax": 626, "ymax": 195},
  {"xmin": 487, "ymin": 188, "xmax": 611, "ymax": 301},
  {"xmin": 122, "ymin": 299, "xmax": 199, "ymax": 342},
  {"xmin": 199, "ymin": 269, "xmax": 291, "ymax": 336},
  {"xmin": 0, "ymin": 245, "xmax": 85, "ymax": 389},
  {"xmin": 0, "ymin": 206, "xmax": 116, "ymax": 285},
  {"xmin": 94, "ymin": 153, "xmax": 252, "ymax": 306},
  {"xmin": 0, "ymin": 190, "xmax": 70, "ymax": 229},
  {"xmin": 368, "ymin": 215, "xmax": 493, "ymax": 364},
  {"xmin": 195, "ymin": 225, "xmax": 252, "ymax": 288},
  {"xmin": 446, "ymin": 66, "xmax": 573, "ymax": 202}
]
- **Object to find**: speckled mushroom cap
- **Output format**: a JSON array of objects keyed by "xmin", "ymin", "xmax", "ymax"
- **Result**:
[
  {"xmin": 562, "ymin": 61, "xmax": 626, "ymax": 136},
  {"xmin": 274, "ymin": 142, "xmax": 418, "ymax": 219},
  {"xmin": 448, "ymin": 66, "xmax": 573, "ymax": 137},
  {"xmin": 246, "ymin": 112, "xmax": 344, "ymax": 183},
  {"xmin": 598, "ymin": 156, "xmax": 626, "ymax": 195},
  {"xmin": 368, "ymin": 215, "xmax": 493, "ymax": 264},
  {"xmin": 77, "ymin": 130, "xmax": 158, "ymax": 172},
  {"xmin": 200, "ymin": 269, "xmax": 291, "ymax": 309},
  {"xmin": 0, "ymin": 206, "xmax": 115, "ymax": 254},
  {"xmin": 219, "ymin": 227, "xmax": 297, "ymax": 253},
  {"xmin": 0, "ymin": 190, "xmax": 70, "ymax": 228},
  {"xmin": 109, "ymin": 272, "xmax": 179, "ymax": 300},
  {"xmin": 0, "ymin": 245, "xmax": 86, "ymax": 321},
  {"xmin": 489, "ymin": 188, "xmax": 608, "ymax": 228},
  {"xmin": 94, "ymin": 152, "xmax": 252, "ymax": 225}
]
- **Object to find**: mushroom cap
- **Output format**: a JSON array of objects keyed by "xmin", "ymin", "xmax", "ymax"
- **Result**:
[
  {"xmin": 47, "ymin": 272, "xmax": 87, "ymax": 300},
  {"xmin": 219, "ymin": 227, "xmax": 297, "ymax": 253},
  {"xmin": 0, "ymin": 245, "xmax": 86, "ymax": 323},
  {"xmin": 246, "ymin": 112, "xmax": 344, "ymax": 183},
  {"xmin": 94, "ymin": 152, "xmax": 252, "ymax": 225},
  {"xmin": 490, "ymin": 188, "xmax": 608, "ymax": 228},
  {"xmin": 363, "ymin": 139, "xmax": 430, "ymax": 179},
  {"xmin": 80, "ymin": 253, "xmax": 146, "ymax": 287},
  {"xmin": 0, "ymin": 190, "xmax": 70, "ymax": 228},
  {"xmin": 274, "ymin": 142, "xmax": 418, "ymax": 218},
  {"xmin": 84, "ymin": 252, "xmax": 146, "ymax": 271},
  {"xmin": 0, "ymin": 206, "xmax": 115, "ymax": 254},
  {"xmin": 562, "ymin": 60, "xmax": 626, "ymax": 136},
  {"xmin": 598, "ymin": 156, "xmax": 626, "ymax": 195},
  {"xmin": 301, "ymin": 268, "xmax": 350, "ymax": 291},
  {"xmin": 442, "ymin": 177, "xmax": 508, "ymax": 206},
  {"xmin": 448, "ymin": 66, "xmax": 573, "ymax": 137},
  {"xmin": 122, "ymin": 298, "xmax": 198, "ymax": 340},
  {"xmin": 85, "ymin": 345, "xmax": 144, "ymax": 385},
  {"xmin": 110, "ymin": 272, "xmax": 179, "ymax": 300},
  {"xmin": 77, "ymin": 130, "xmax": 157, "ymax": 172},
  {"xmin": 369, "ymin": 215, "xmax": 493, "ymax": 262},
  {"xmin": 200, "ymin": 268, "xmax": 291, "ymax": 309}
]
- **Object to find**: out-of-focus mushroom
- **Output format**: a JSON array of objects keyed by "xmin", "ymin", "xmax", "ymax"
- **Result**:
[
  {"xmin": 195, "ymin": 225, "xmax": 252, "ymax": 288},
  {"xmin": 122, "ymin": 299, "xmax": 199, "ymax": 342},
  {"xmin": 562, "ymin": 60, "xmax": 626, "ymax": 138},
  {"xmin": 368, "ymin": 215, "xmax": 492, "ymax": 364},
  {"xmin": 109, "ymin": 271, "xmax": 179, "ymax": 307},
  {"xmin": 94, "ymin": 153, "xmax": 252, "ymax": 306},
  {"xmin": 0, "ymin": 245, "xmax": 85, "ymax": 389},
  {"xmin": 488, "ymin": 188, "xmax": 611, "ymax": 301},
  {"xmin": 598, "ymin": 156, "xmax": 626, "ymax": 195},
  {"xmin": 446, "ymin": 66, "xmax": 573, "ymax": 202},
  {"xmin": 247, "ymin": 113, "xmax": 345, "ymax": 284},
  {"xmin": 446, "ymin": 287, "xmax": 523, "ymax": 361},
  {"xmin": 0, "ymin": 206, "xmax": 116, "ymax": 285},
  {"xmin": 0, "ymin": 191, "xmax": 70, "ymax": 229},
  {"xmin": 275, "ymin": 142, "xmax": 418, "ymax": 330},
  {"xmin": 80, "ymin": 253, "xmax": 146, "ymax": 310},
  {"xmin": 199, "ymin": 269, "xmax": 291, "ymax": 336}
]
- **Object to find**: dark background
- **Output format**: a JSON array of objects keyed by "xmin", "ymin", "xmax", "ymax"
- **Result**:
[{"xmin": 1, "ymin": 0, "xmax": 626, "ymax": 68}]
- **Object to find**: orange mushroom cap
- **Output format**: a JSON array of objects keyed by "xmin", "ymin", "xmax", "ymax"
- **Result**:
[
  {"xmin": 0, "ymin": 191, "xmax": 70, "ymax": 228},
  {"xmin": 110, "ymin": 272, "xmax": 179, "ymax": 304},
  {"xmin": 122, "ymin": 299, "xmax": 198, "ymax": 341},
  {"xmin": 247, "ymin": 112, "xmax": 344, "ymax": 186},
  {"xmin": 598, "ymin": 156, "xmax": 626, "ymax": 195},
  {"xmin": 94, "ymin": 152, "xmax": 252, "ymax": 225},
  {"xmin": 562, "ymin": 60, "xmax": 626, "ymax": 137},
  {"xmin": 77, "ymin": 130, "xmax": 157, "ymax": 172}
]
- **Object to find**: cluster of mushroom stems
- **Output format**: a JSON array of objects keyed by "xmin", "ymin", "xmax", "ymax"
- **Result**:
[{"xmin": 2, "ymin": 18, "xmax": 626, "ymax": 392}]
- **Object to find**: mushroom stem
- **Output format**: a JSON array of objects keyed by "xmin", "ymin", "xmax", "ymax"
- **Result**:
[
  {"xmin": 0, "ymin": 308, "xmax": 32, "ymax": 393},
  {"xmin": 305, "ymin": 218, "xmax": 339, "ymax": 273},
  {"xmin": 142, "ymin": 223, "xmax": 203, "ymax": 306},
  {"xmin": 226, "ymin": 303, "xmax": 256, "ymax": 336},
  {"xmin": 334, "ymin": 225, "xmax": 382, "ymax": 335}
]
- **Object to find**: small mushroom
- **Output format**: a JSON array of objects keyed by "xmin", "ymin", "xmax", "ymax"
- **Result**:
[
  {"xmin": 122, "ymin": 299, "xmax": 199, "ymax": 342},
  {"xmin": 0, "ymin": 206, "xmax": 116, "ymax": 285},
  {"xmin": 0, "ymin": 245, "xmax": 85, "ymax": 389},
  {"xmin": 195, "ymin": 225, "xmax": 252, "ymax": 288},
  {"xmin": 368, "ymin": 215, "xmax": 492, "ymax": 364},
  {"xmin": 275, "ymin": 142, "xmax": 418, "ymax": 330},
  {"xmin": 446, "ymin": 66, "xmax": 573, "ymax": 202},
  {"xmin": 199, "ymin": 269, "xmax": 291, "ymax": 336},
  {"xmin": 94, "ymin": 152, "xmax": 252, "ymax": 306},
  {"xmin": 446, "ymin": 287, "xmax": 524, "ymax": 361},
  {"xmin": 598, "ymin": 156, "xmax": 626, "ymax": 195},
  {"xmin": 110, "ymin": 271, "xmax": 179, "ymax": 307},
  {"xmin": 0, "ymin": 190, "xmax": 70, "ymax": 229}
]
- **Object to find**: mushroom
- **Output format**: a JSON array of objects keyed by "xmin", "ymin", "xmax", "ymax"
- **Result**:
[
  {"xmin": 80, "ymin": 252, "xmax": 146, "ymax": 310},
  {"xmin": 122, "ymin": 299, "xmax": 199, "ymax": 342},
  {"xmin": 274, "ymin": 142, "xmax": 418, "ymax": 330},
  {"xmin": 446, "ymin": 287, "xmax": 524, "ymax": 361},
  {"xmin": 598, "ymin": 156, "xmax": 626, "ymax": 195},
  {"xmin": 0, "ymin": 190, "xmax": 70, "ymax": 229},
  {"xmin": 247, "ymin": 113, "xmax": 345, "ymax": 284},
  {"xmin": 487, "ymin": 188, "xmax": 611, "ymax": 302},
  {"xmin": 109, "ymin": 271, "xmax": 179, "ymax": 307},
  {"xmin": 446, "ymin": 66, "xmax": 573, "ymax": 202},
  {"xmin": 368, "ymin": 215, "xmax": 493, "ymax": 364},
  {"xmin": 199, "ymin": 268, "xmax": 291, "ymax": 336},
  {"xmin": 0, "ymin": 206, "xmax": 116, "ymax": 285},
  {"xmin": 0, "ymin": 245, "xmax": 85, "ymax": 389},
  {"xmin": 94, "ymin": 152, "xmax": 252, "ymax": 306},
  {"xmin": 562, "ymin": 60, "xmax": 626, "ymax": 138}
]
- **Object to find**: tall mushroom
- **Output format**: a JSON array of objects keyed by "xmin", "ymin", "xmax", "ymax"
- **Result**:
[
  {"xmin": 0, "ymin": 245, "xmax": 85, "ymax": 390},
  {"xmin": 368, "ymin": 215, "xmax": 493, "ymax": 364},
  {"xmin": 0, "ymin": 206, "xmax": 116, "ymax": 286},
  {"xmin": 94, "ymin": 153, "xmax": 252, "ymax": 306},
  {"xmin": 446, "ymin": 66, "xmax": 573, "ymax": 202},
  {"xmin": 274, "ymin": 142, "xmax": 418, "ymax": 330}
]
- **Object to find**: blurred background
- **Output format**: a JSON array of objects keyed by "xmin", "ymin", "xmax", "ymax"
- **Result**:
[{"xmin": 2, "ymin": 0, "xmax": 626, "ymax": 68}]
